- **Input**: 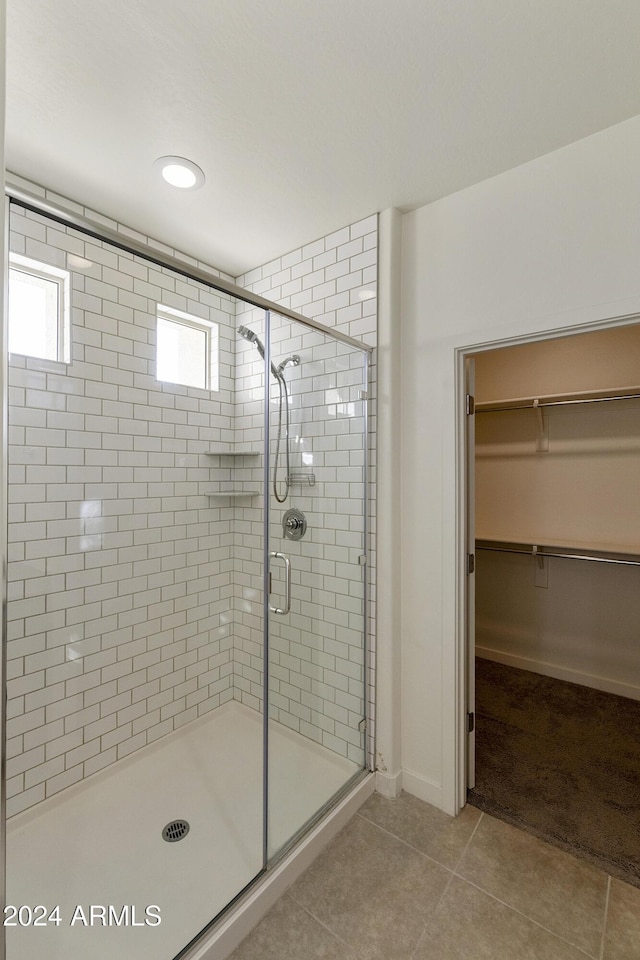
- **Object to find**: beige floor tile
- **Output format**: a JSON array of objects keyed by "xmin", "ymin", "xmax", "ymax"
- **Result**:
[
  {"xmin": 227, "ymin": 895, "xmax": 360, "ymax": 960},
  {"xmin": 288, "ymin": 814, "xmax": 450, "ymax": 960},
  {"xmin": 414, "ymin": 875, "xmax": 594, "ymax": 960},
  {"xmin": 603, "ymin": 878, "xmax": 640, "ymax": 960},
  {"xmin": 358, "ymin": 792, "xmax": 481, "ymax": 869},
  {"xmin": 456, "ymin": 813, "xmax": 607, "ymax": 957}
]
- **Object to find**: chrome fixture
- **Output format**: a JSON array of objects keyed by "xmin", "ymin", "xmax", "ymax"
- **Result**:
[
  {"xmin": 282, "ymin": 508, "xmax": 307, "ymax": 541},
  {"xmin": 276, "ymin": 354, "xmax": 300, "ymax": 376},
  {"xmin": 238, "ymin": 326, "xmax": 300, "ymax": 504},
  {"xmin": 238, "ymin": 325, "xmax": 280, "ymax": 381},
  {"xmin": 268, "ymin": 551, "xmax": 291, "ymax": 615},
  {"xmin": 162, "ymin": 819, "xmax": 190, "ymax": 842},
  {"xmin": 287, "ymin": 471, "xmax": 316, "ymax": 487}
]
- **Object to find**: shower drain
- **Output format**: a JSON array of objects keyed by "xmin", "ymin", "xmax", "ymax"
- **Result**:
[{"xmin": 162, "ymin": 819, "xmax": 190, "ymax": 842}]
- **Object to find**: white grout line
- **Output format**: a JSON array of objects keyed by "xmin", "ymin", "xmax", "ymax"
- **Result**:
[
  {"xmin": 353, "ymin": 807, "xmax": 486, "ymax": 960},
  {"xmin": 411, "ymin": 804, "xmax": 486, "ymax": 959},
  {"xmin": 408, "ymin": 869, "xmax": 456, "ymax": 960},
  {"xmin": 453, "ymin": 808, "xmax": 484, "ymax": 872},
  {"xmin": 293, "ymin": 805, "xmax": 461, "ymax": 960},
  {"xmin": 354, "ymin": 810, "xmax": 458, "ymax": 873},
  {"xmin": 450, "ymin": 873, "xmax": 603, "ymax": 959},
  {"xmin": 291, "ymin": 896, "xmax": 366, "ymax": 958},
  {"xmin": 458, "ymin": 809, "xmax": 615, "ymax": 959},
  {"xmin": 288, "ymin": 800, "xmax": 618, "ymax": 960},
  {"xmin": 599, "ymin": 875, "xmax": 611, "ymax": 960}
]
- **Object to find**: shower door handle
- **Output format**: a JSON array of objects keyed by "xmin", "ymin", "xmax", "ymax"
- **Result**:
[{"xmin": 268, "ymin": 551, "xmax": 291, "ymax": 615}]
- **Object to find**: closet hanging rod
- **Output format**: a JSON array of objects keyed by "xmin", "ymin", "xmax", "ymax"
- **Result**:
[
  {"xmin": 476, "ymin": 389, "xmax": 640, "ymax": 413},
  {"xmin": 476, "ymin": 542, "xmax": 640, "ymax": 567}
]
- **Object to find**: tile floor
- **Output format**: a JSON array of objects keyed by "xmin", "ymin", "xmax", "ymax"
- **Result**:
[{"xmin": 228, "ymin": 792, "xmax": 640, "ymax": 960}]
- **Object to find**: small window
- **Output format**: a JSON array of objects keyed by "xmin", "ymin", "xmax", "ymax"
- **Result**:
[
  {"xmin": 156, "ymin": 305, "xmax": 219, "ymax": 391},
  {"xmin": 8, "ymin": 254, "xmax": 71, "ymax": 363}
]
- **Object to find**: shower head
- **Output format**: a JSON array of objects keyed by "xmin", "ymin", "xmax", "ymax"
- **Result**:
[
  {"xmin": 238, "ymin": 324, "xmax": 256, "ymax": 343},
  {"xmin": 238, "ymin": 325, "xmax": 280, "ymax": 380},
  {"xmin": 238, "ymin": 325, "xmax": 265, "ymax": 359},
  {"xmin": 276, "ymin": 355, "xmax": 301, "ymax": 376}
]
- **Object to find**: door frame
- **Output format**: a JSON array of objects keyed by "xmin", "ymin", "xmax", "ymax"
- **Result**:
[{"xmin": 454, "ymin": 309, "xmax": 640, "ymax": 812}]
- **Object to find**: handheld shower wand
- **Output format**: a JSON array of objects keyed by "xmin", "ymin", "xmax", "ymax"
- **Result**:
[
  {"xmin": 238, "ymin": 326, "xmax": 300, "ymax": 503},
  {"xmin": 238, "ymin": 325, "xmax": 281, "ymax": 381}
]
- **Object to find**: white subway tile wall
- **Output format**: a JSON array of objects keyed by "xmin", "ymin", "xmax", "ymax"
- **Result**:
[
  {"xmin": 6, "ymin": 204, "xmax": 241, "ymax": 816},
  {"xmin": 236, "ymin": 221, "xmax": 377, "ymax": 768},
  {"xmin": 5, "ymin": 177, "xmax": 377, "ymax": 815},
  {"xmin": 232, "ymin": 313, "xmax": 368, "ymax": 765}
]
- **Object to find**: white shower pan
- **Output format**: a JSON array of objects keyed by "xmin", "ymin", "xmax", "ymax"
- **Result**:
[{"xmin": 6, "ymin": 701, "xmax": 361, "ymax": 960}]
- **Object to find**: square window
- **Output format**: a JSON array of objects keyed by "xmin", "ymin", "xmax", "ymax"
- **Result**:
[
  {"xmin": 8, "ymin": 254, "xmax": 71, "ymax": 363},
  {"xmin": 156, "ymin": 306, "xmax": 219, "ymax": 391}
]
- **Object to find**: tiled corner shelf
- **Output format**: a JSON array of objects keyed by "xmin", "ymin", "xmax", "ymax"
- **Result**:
[
  {"xmin": 205, "ymin": 489, "xmax": 260, "ymax": 499},
  {"xmin": 205, "ymin": 449, "xmax": 261, "ymax": 457},
  {"xmin": 205, "ymin": 449, "xmax": 261, "ymax": 498}
]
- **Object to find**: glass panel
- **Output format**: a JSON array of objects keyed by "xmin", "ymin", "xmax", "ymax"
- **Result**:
[
  {"xmin": 4, "ymin": 202, "xmax": 265, "ymax": 960},
  {"xmin": 266, "ymin": 312, "xmax": 367, "ymax": 861}
]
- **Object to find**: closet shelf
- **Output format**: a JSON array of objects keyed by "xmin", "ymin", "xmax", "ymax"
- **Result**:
[
  {"xmin": 476, "ymin": 537, "xmax": 640, "ymax": 566},
  {"xmin": 475, "ymin": 384, "xmax": 640, "ymax": 413}
]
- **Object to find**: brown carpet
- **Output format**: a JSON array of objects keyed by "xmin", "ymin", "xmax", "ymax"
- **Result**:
[{"xmin": 468, "ymin": 658, "xmax": 640, "ymax": 888}]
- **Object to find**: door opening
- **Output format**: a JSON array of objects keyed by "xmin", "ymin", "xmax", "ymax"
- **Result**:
[{"xmin": 460, "ymin": 318, "xmax": 640, "ymax": 886}]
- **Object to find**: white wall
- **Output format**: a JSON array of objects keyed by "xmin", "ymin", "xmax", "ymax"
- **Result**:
[
  {"xmin": 475, "ymin": 401, "xmax": 640, "ymax": 550},
  {"xmin": 397, "ymin": 114, "xmax": 640, "ymax": 814},
  {"xmin": 475, "ymin": 552, "xmax": 640, "ymax": 699},
  {"xmin": 0, "ymin": 0, "xmax": 7, "ymax": 897},
  {"xmin": 373, "ymin": 208, "xmax": 403, "ymax": 797}
]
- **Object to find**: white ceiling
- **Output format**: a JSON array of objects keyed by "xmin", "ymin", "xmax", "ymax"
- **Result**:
[{"xmin": 6, "ymin": 1, "xmax": 640, "ymax": 277}]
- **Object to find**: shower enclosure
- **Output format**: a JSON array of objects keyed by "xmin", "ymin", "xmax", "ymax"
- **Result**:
[{"xmin": 1, "ymin": 194, "xmax": 370, "ymax": 959}]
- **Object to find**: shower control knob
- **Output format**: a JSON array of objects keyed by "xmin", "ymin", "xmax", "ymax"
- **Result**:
[{"xmin": 282, "ymin": 508, "xmax": 307, "ymax": 540}]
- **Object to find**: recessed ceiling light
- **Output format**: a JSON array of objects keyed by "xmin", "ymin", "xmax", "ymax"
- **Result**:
[{"xmin": 154, "ymin": 156, "xmax": 205, "ymax": 190}]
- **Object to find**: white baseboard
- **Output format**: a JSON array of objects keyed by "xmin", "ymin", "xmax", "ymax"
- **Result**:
[
  {"xmin": 188, "ymin": 773, "xmax": 376, "ymax": 960},
  {"xmin": 400, "ymin": 768, "xmax": 443, "ymax": 809},
  {"xmin": 375, "ymin": 769, "xmax": 402, "ymax": 799},
  {"xmin": 477, "ymin": 645, "xmax": 640, "ymax": 703}
]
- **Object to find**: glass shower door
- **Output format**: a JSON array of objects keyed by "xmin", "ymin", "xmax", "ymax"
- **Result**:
[
  {"xmin": 3, "ymin": 202, "xmax": 267, "ymax": 960},
  {"xmin": 2, "ymin": 196, "xmax": 370, "ymax": 960},
  {"xmin": 266, "ymin": 312, "xmax": 368, "ymax": 861}
]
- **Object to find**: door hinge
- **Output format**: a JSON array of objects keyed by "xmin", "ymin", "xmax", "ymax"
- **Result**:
[
  {"xmin": 466, "ymin": 394, "xmax": 475, "ymax": 415},
  {"xmin": 467, "ymin": 712, "xmax": 475, "ymax": 734},
  {"xmin": 358, "ymin": 718, "xmax": 367, "ymax": 734},
  {"xmin": 358, "ymin": 390, "xmax": 368, "ymax": 401},
  {"xmin": 466, "ymin": 553, "xmax": 475, "ymax": 575}
]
